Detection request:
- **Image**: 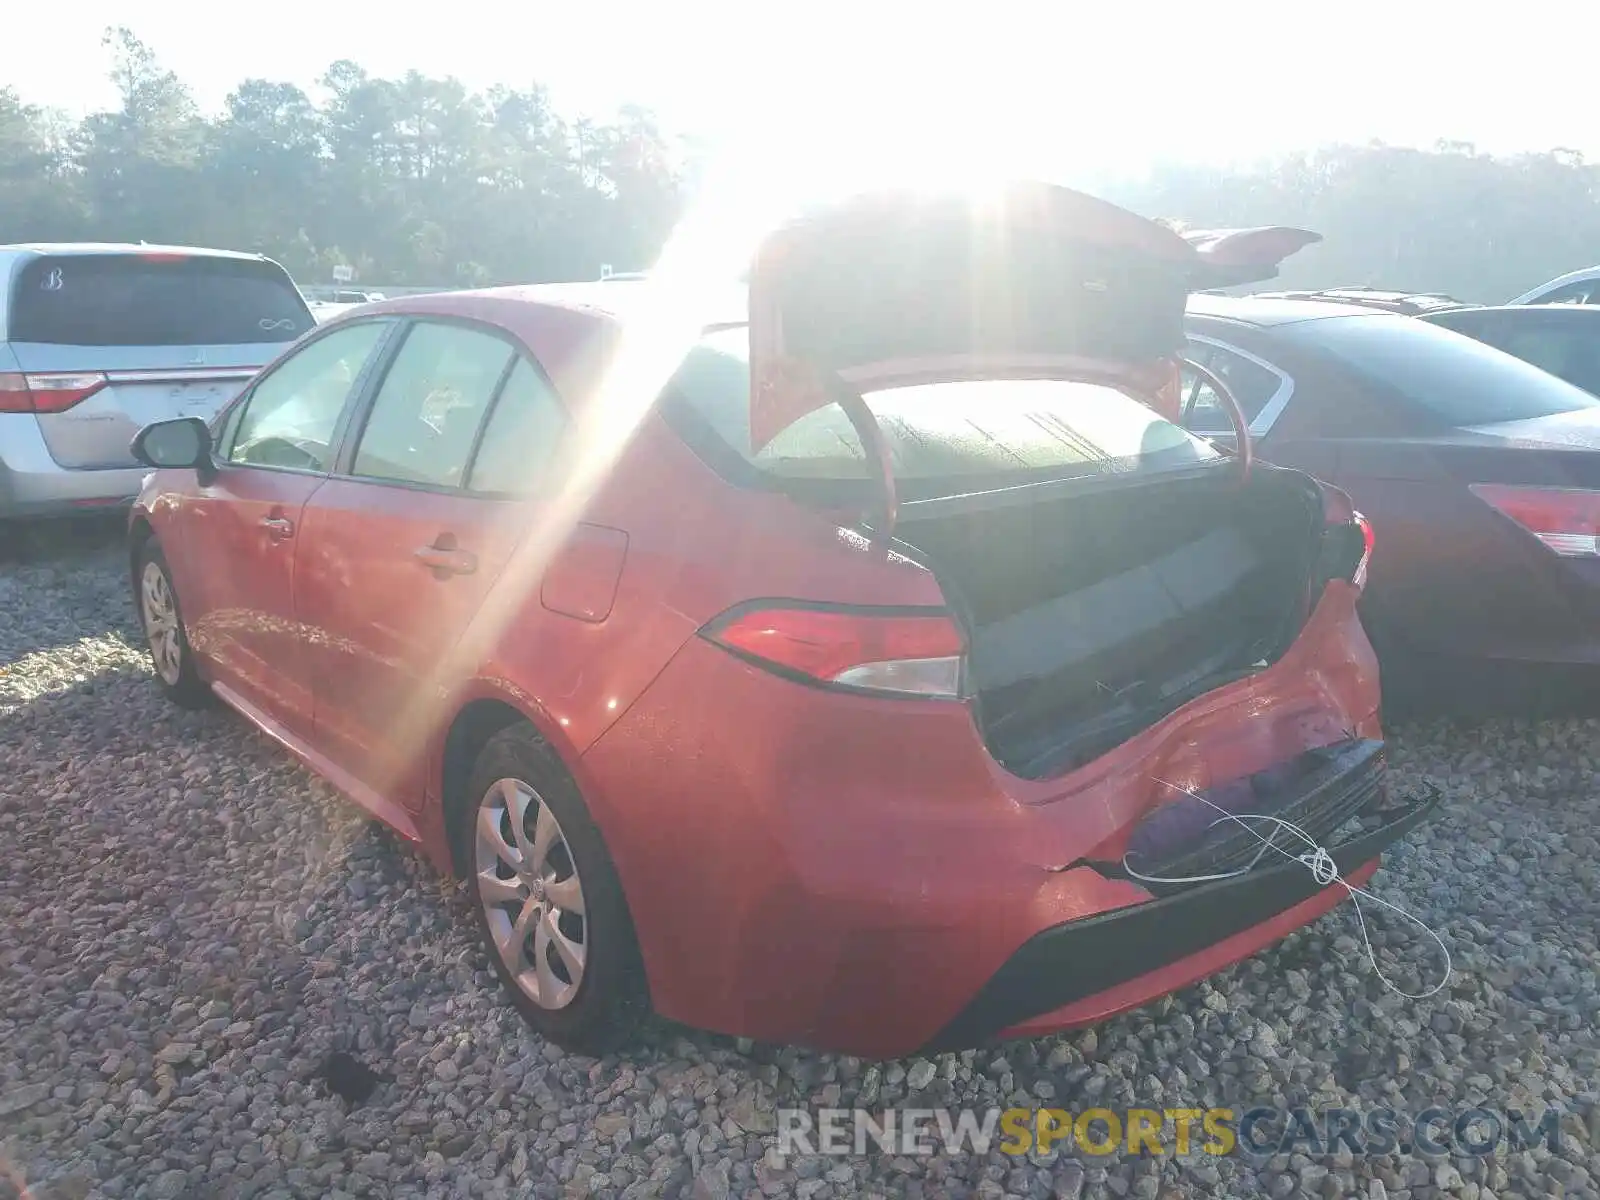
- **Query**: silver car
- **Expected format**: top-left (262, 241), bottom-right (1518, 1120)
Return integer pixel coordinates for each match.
top-left (0, 244), bottom-right (315, 521)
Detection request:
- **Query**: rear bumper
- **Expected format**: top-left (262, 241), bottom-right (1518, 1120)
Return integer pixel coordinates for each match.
top-left (579, 582), bottom-right (1388, 1058)
top-left (0, 414), bottom-right (145, 518)
top-left (923, 784), bottom-right (1440, 1051)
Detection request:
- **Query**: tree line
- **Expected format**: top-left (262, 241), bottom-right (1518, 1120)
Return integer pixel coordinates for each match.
top-left (2, 29), bottom-right (1597, 300)
top-left (0, 28), bottom-right (688, 288)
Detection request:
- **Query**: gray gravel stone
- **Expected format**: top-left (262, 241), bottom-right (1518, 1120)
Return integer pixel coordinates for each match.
top-left (2, 525), bottom-right (1597, 1199)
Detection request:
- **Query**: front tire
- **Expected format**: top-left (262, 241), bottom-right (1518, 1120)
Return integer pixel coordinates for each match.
top-left (463, 724), bottom-right (649, 1055)
top-left (136, 541), bottom-right (211, 709)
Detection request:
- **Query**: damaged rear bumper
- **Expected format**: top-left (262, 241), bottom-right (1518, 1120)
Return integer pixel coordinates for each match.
top-left (920, 781), bottom-right (1442, 1052)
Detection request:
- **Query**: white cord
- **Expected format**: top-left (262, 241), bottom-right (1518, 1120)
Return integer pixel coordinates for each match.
top-left (1123, 779), bottom-right (1452, 1000)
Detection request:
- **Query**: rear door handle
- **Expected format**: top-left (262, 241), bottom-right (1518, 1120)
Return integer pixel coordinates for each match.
top-left (260, 516), bottom-right (294, 539)
top-left (414, 545), bottom-right (477, 576)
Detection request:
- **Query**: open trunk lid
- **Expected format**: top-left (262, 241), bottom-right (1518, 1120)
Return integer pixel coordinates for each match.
top-left (744, 184), bottom-right (1319, 523)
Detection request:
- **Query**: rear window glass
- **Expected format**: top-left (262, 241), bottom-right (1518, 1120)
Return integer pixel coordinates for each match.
top-left (666, 327), bottom-right (1218, 486)
top-left (1280, 313), bottom-right (1600, 426)
top-left (9, 254), bottom-right (315, 347)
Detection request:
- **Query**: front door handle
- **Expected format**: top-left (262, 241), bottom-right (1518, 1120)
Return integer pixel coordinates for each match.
top-left (260, 515), bottom-right (294, 539)
top-left (414, 544), bottom-right (477, 577)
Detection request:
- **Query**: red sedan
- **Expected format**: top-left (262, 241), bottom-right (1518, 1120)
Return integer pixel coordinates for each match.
top-left (126, 183), bottom-right (1432, 1058)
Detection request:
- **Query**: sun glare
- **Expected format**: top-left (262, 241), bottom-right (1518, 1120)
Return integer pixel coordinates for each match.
top-left (373, 122), bottom-right (1074, 794)
top-left (374, 153), bottom-right (805, 790)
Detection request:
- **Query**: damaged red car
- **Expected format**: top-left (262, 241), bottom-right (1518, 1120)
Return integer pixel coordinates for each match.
top-left (126, 182), bottom-right (1434, 1059)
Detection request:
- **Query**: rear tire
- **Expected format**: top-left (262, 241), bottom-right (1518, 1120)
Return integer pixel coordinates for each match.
top-left (462, 724), bottom-right (649, 1056)
top-left (136, 541), bottom-right (212, 709)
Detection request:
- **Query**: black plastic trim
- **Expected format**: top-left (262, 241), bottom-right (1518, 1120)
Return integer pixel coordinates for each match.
top-left (919, 782), bottom-right (1442, 1052)
top-left (1107, 738), bottom-right (1385, 893)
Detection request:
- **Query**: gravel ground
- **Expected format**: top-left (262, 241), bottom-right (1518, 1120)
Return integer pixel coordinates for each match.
top-left (1, 526), bottom-right (1597, 1200)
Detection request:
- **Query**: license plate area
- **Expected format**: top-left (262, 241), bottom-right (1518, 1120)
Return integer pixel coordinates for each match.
top-left (1108, 738), bottom-right (1388, 894)
top-left (109, 379), bottom-right (243, 425)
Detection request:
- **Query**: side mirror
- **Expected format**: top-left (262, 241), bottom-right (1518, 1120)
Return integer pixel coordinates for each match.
top-left (132, 417), bottom-right (215, 480)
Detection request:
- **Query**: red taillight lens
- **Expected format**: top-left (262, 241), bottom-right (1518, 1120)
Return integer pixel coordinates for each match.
top-left (1470, 483), bottom-right (1600, 558)
top-left (704, 605), bottom-right (967, 699)
top-left (0, 371), bottom-right (111, 414)
top-left (1351, 511), bottom-right (1375, 589)
top-left (1314, 483), bottom-right (1372, 591)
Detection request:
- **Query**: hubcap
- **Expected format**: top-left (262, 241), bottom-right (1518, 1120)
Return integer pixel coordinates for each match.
top-left (474, 778), bottom-right (588, 1010)
top-left (141, 561), bottom-right (183, 686)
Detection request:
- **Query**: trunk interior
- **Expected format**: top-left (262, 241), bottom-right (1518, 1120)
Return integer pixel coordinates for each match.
top-left (892, 465), bottom-right (1328, 779)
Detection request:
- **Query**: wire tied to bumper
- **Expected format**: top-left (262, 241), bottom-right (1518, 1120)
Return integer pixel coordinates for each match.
top-left (1300, 844), bottom-right (1338, 886)
top-left (1127, 779), bottom-right (1452, 1001)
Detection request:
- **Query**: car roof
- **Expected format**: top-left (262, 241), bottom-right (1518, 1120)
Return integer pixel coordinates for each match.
top-left (1240, 287), bottom-right (1471, 316)
top-left (328, 280), bottom-right (750, 404)
top-left (0, 242), bottom-right (276, 263)
top-left (1186, 291), bottom-right (1401, 326)
top-left (357, 279), bottom-right (1463, 342)
top-left (361, 282), bottom-right (1395, 354)
top-left (358, 278), bottom-right (748, 328)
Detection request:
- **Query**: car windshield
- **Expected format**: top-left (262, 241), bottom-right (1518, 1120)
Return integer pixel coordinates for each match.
top-left (9, 253), bottom-right (315, 347)
top-left (1278, 312), bottom-right (1600, 426)
top-left (664, 326), bottom-right (1219, 487)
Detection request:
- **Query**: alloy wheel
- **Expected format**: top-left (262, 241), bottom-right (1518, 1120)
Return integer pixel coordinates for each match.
top-left (141, 561), bottom-right (183, 686)
top-left (474, 777), bottom-right (588, 1009)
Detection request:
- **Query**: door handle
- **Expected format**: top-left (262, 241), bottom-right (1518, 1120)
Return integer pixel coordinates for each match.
top-left (260, 515), bottom-right (294, 539)
top-left (414, 544), bottom-right (477, 576)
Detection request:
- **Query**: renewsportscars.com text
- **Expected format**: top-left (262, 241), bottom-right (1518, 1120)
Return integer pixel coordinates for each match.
top-left (776, 1105), bottom-right (1565, 1159)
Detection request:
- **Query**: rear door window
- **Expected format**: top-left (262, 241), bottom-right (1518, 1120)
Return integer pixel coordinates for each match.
top-left (1180, 340), bottom-right (1289, 433)
top-left (465, 359), bottom-right (569, 496)
top-left (350, 321), bottom-right (515, 489)
top-left (8, 253), bottom-right (315, 347)
top-left (1279, 313), bottom-right (1600, 426)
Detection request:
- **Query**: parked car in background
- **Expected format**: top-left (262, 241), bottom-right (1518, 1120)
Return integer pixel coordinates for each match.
top-left (125, 182), bottom-right (1426, 1059)
top-left (1419, 304), bottom-right (1600, 397)
top-left (1507, 266), bottom-right (1600, 307)
top-left (1246, 285), bottom-right (1600, 399)
top-left (303, 287), bottom-right (389, 304)
top-left (0, 244), bottom-right (315, 523)
top-left (1181, 294), bottom-right (1600, 713)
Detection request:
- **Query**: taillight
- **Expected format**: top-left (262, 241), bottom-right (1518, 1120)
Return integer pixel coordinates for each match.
top-left (1315, 484), bottom-right (1373, 590)
top-left (1470, 484), bottom-right (1600, 558)
top-left (0, 372), bottom-right (111, 414)
top-left (703, 604), bottom-right (967, 699)
top-left (1351, 512), bottom-right (1374, 588)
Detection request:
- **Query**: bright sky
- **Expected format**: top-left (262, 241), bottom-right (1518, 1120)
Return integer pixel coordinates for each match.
top-left (11, 0), bottom-right (1600, 183)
